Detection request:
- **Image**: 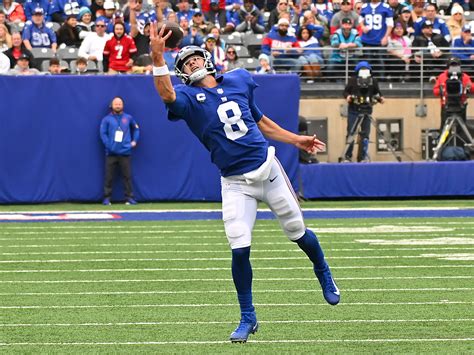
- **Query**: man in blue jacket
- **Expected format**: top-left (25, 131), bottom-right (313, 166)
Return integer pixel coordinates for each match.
top-left (100, 97), bottom-right (140, 205)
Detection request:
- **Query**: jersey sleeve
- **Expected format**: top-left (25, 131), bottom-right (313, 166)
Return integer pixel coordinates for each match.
top-left (166, 87), bottom-right (189, 121)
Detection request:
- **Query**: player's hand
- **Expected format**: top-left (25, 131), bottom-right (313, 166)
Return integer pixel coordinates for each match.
top-left (150, 21), bottom-right (172, 66)
top-left (378, 96), bottom-right (385, 104)
top-left (126, 59), bottom-right (134, 67)
top-left (346, 95), bottom-right (352, 103)
top-left (296, 135), bottom-right (326, 154)
top-left (131, 141), bottom-right (137, 148)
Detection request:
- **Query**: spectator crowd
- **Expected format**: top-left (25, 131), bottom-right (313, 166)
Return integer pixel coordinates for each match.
top-left (0, 0), bottom-right (473, 80)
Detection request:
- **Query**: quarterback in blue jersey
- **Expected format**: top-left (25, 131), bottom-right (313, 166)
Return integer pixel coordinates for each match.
top-left (150, 23), bottom-right (340, 343)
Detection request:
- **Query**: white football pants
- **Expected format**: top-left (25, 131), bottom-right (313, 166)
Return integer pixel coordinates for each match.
top-left (221, 158), bottom-right (306, 249)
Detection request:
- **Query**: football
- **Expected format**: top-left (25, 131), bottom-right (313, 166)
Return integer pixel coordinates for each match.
top-left (158, 21), bottom-right (184, 48)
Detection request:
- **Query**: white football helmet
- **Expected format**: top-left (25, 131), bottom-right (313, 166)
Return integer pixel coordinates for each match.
top-left (174, 46), bottom-right (216, 85)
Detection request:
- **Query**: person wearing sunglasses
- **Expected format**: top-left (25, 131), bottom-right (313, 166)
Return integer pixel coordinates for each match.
top-left (78, 19), bottom-right (112, 68)
top-left (224, 45), bottom-right (243, 71)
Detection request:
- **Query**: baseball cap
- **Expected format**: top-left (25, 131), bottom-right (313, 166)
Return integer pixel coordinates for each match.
top-left (462, 24), bottom-right (471, 32)
top-left (193, 11), bottom-right (203, 16)
top-left (401, 7), bottom-right (410, 13)
top-left (18, 53), bottom-right (30, 60)
top-left (33, 7), bottom-right (44, 15)
top-left (421, 20), bottom-right (433, 28)
top-left (341, 17), bottom-right (352, 25)
top-left (205, 34), bottom-right (217, 41)
top-left (341, 0), bottom-right (351, 5)
top-left (258, 53), bottom-right (270, 62)
top-left (277, 18), bottom-right (290, 26)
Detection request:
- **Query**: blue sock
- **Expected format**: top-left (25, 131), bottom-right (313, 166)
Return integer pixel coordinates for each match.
top-left (294, 229), bottom-right (326, 270)
top-left (231, 247), bottom-right (254, 314)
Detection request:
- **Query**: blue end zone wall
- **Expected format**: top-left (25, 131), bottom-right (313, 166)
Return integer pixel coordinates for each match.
top-left (0, 74), bottom-right (300, 203)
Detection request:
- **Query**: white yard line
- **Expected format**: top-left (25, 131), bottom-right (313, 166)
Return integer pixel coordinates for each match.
top-left (0, 276), bottom-right (472, 284)
top-left (1, 338), bottom-right (473, 346)
top-left (1, 318), bottom-right (473, 327)
top-left (1, 247), bottom-right (474, 256)
top-left (1, 288), bottom-right (472, 296)
top-left (1, 265), bottom-right (473, 273)
top-left (3, 254), bottom-right (474, 263)
top-left (0, 301), bottom-right (472, 310)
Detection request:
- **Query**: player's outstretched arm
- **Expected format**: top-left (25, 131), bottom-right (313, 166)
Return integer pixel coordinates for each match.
top-left (257, 115), bottom-right (325, 153)
top-left (150, 22), bottom-right (176, 103)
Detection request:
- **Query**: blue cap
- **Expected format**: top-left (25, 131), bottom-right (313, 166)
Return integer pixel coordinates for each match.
top-left (354, 61), bottom-right (372, 72)
top-left (462, 24), bottom-right (471, 32)
top-left (33, 7), bottom-right (44, 15)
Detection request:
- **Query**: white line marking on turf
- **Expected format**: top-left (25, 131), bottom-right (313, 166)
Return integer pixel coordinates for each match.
top-left (2, 254), bottom-right (469, 263)
top-left (1, 276), bottom-right (472, 284)
top-left (357, 237), bottom-right (474, 245)
top-left (421, 253), bottom-right (474, 261)
top-left (1, 288), bottom-right (472, 296)
top-left (1, 301), bottom-right (472, 310)
top-left (1, 319), bottom-right (473, 327)
top-left (1, 265), bottom-right (473, 273)
top-left (0, 225), bottom-right (455, 236)
top-left (2, 264), bottom-right (474, 273)
top-left (1, 338), bottom-right (473, 346)
top-left (2, 247), bottom-right (474, 256)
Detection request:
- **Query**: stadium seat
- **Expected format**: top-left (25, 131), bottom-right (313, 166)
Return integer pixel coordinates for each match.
top-left (243, 33), bottom-right (263, 57)
top-left (234, 45), bottom-right (250, 58)
top-left (41, 59), bottom-right (69, 72)
top-left (221, 33), bottom-right (243, 45)
top-left (30, 47), bottom-right (55, 60)
top-left (69, 60), bottom-right (99, 73)
top-left (57, 47), bottom-right (79, 63)
top-left (242, 57), bottom-right (259, 71)
top-left (45, 22), bottom-right (61, 32)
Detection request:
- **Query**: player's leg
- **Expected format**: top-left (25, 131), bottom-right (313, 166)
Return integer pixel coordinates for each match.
top-left (263, 158), bottom-right (340, 305)
top-left (221, 178), bottom-right (259, 342)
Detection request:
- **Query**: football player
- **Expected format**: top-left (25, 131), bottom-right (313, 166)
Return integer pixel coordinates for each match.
top-left (150, 23), bottom-right (340, 343)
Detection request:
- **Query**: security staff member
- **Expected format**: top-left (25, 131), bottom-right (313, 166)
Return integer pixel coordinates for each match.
top-left (100, 96), bottom-right (140, 205)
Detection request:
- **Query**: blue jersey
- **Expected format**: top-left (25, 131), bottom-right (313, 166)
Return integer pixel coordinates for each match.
top-left (24, 0), bottom-right (51, 21)
top-left (50, 0), bottom-right (88, 20)
top-left (166, 69), bottom-right (268, 177)
top-left (22, 23), bottom-right (57, 48)
top-left (360, 2), bottom-right (393, 45)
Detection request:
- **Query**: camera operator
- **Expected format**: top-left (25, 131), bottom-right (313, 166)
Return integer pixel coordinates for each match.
top-left (433, 57), bottom-right (472, 132)
top-left (343, 61), bottom-right (385, 162)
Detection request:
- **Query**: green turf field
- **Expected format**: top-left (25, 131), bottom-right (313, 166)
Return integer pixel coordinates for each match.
top-left (0, 202), bottom-right (473, 353)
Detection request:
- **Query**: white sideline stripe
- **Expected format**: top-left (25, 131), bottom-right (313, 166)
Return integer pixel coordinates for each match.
top-left (2, 219), bottom-right (474, 229)
top-left (1, 234), bottom-right (474, 242)
top-left (4, 238), bottom-right (474, 248)
top-left (1, 301), bottom-right (472, 309)
top-left (1, 276), bottom-right (472, 284)
top-left (1, 265), bottom-right (473, 273)
top-left (1, 319), bottom-right (473, 327)
top-left (0, 207), bottom-right (463, 214)
top-left (2, 255), bottom-right (470, 263)
top-left (1, 338), bottom-right (474, 346)
top-left (1, 288), bottom-right (472, 296)
top-left (2, 247), bottom-right (474, 256)
top-left (0, 226), bottom-right (457, 236)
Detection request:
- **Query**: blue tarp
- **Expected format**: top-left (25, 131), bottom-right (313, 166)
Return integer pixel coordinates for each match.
top-left (0, 74), bottom-right (300, 203)
top-left (300, 161), bottom-right (474, 198)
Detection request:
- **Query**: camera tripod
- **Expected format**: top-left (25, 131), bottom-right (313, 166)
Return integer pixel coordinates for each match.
top-left (432, 112), bottom-right (474, 160)
top-left (339, 109), bottom-right (402, 163)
